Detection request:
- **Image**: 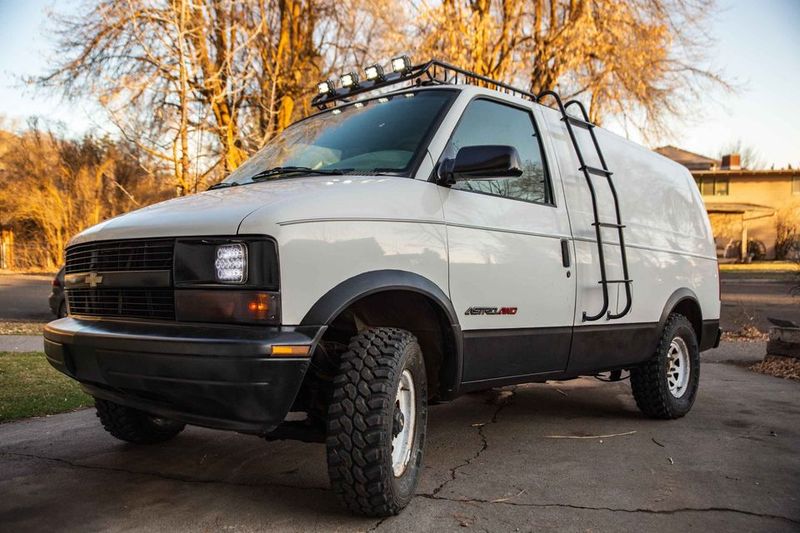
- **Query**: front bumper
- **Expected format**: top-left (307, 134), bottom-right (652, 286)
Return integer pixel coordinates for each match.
top-left (43, 318), bottom-right (325, 434)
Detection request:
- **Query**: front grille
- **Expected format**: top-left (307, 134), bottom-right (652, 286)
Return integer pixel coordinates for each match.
top-left (65, 238), bottom-right (176, 320)
top-left (65, 239), bottom-right (174, 274)
top-left (67, 288), bottom-right (175, 320)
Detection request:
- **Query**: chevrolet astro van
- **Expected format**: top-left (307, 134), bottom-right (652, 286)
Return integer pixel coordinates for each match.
top-left (44, 58), bottom-right (721, 516)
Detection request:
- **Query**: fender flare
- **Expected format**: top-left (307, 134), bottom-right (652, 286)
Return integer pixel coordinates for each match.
top-left (658, 287), bottom-right (703, 339)
top-left (300, 270), bottom-right (464, 397)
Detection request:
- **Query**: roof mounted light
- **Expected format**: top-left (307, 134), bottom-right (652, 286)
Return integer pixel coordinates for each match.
top-left (340, 72), bottom-right (360, 89)
top-left (391, 55), bottom-right (412, 74)
top-left (317, 80), bottom-right (336, 96)
top-left (364, 64), bottom-right (385, 81)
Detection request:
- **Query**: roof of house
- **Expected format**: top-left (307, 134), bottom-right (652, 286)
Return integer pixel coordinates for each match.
top-left (655, 145), bottom-right (720, 169)
top-left (693, 169), bottom-right (799, 177)
top-left (702, 202), bottom-right (776, 214)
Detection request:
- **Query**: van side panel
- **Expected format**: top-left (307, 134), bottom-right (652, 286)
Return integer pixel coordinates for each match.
top-left (537, 105), bottom-right (720, 372)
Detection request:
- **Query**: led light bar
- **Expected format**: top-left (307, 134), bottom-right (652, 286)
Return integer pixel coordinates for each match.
top-left (340, 72), bottom-right (359, 88)
top-left (317, 80), bottom-right (335, 96)
top-left (391, 55), bottom-right (411, 74)
top-left (214, 243), bottom-right (248, 283)
top-left (364, 64), bottom-right (384, 81)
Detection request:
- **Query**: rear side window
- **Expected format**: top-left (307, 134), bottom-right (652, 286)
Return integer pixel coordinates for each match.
top-left (443, 99), bottom-right (552, 205)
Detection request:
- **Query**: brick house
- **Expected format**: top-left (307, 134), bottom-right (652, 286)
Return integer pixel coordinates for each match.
top-left (655, 146), bottom-right (800, 260)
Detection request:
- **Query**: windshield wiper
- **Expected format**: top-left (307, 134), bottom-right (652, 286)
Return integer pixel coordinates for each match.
top-left (250, 166), bottom-right (347, 181)
top-left (207, 181), bottom-right (240, 191)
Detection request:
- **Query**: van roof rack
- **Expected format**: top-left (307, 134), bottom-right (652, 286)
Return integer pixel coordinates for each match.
top-left (311, 59), bottom-right (539, 110)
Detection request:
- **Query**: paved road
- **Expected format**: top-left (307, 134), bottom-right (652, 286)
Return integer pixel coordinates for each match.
top-left (0, 273), bottom-right (54, 321)
top-left (720, 277), bottom-right (800, 332)
top-left (1, 342), bottom-right (797, 532)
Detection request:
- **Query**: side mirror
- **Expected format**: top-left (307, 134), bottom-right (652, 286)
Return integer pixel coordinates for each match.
top-left (437, 145), bottom-right (523, 185)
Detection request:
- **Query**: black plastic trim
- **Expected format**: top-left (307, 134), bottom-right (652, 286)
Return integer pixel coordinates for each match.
top-left (65, 270), bottom-right (171, 289)
top-left (567, 322), bottom-right (660, 374)
top-left (299, 270), bottom-right (463, 396)
top-left (43, 317), bottom-right (325, 433)
top-left (700, 319), bottom-right (721, 351)
top-left (461, 326), bottom-right (572, 382)
top-left (300, 270), bottom-right (459, 328)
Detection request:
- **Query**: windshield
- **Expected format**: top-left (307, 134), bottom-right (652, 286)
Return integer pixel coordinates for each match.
top-left (223, 90), bottom-right (456, 185)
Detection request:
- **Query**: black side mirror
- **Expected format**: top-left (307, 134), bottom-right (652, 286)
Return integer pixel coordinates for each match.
top-left (438, 145), bottom-right (523, 185)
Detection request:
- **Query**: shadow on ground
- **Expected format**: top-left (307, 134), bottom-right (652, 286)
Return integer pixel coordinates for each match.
top-left (1, 347), bottom-right (798, 532)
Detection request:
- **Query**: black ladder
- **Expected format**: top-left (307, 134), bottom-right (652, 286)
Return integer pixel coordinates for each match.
top-left (538, 92), bottom-right (632, 321)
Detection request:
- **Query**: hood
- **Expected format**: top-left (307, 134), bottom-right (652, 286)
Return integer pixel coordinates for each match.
top-left (71, 175), bottom-right (437, 246)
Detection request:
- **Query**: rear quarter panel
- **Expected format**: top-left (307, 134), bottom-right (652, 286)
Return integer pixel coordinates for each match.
top-left (537, 104), bottom-right (720, 327)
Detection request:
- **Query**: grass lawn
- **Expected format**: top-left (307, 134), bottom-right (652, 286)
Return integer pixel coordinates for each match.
top-left (0, 351), bottom-right (92, 423)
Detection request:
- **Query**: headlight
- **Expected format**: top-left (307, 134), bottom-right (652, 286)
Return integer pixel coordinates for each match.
top-left (215, 243), bottom-right (248, 283)
top-left (173, 237), bottom-right (281, 325)
top-left (174, 237), bottom-right (278, 289)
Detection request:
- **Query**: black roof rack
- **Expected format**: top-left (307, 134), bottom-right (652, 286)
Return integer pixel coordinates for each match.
top-left (311, 59), bottom-right (539, 110)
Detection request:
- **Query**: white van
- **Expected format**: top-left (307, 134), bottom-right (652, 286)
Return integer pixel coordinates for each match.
top-left (44, 58), bottom-right (720, 516)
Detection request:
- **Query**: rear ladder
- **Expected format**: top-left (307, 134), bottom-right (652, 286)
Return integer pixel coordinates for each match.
top-left (539, 92), bottom-right (632, 321)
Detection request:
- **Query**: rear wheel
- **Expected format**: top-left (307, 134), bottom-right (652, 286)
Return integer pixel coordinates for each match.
top-left (95, 398), bottom-right (185, 444)
top-left (630, 314), bottom-right (700, 419)
top-left (326, 327), bottom-right (427, 516)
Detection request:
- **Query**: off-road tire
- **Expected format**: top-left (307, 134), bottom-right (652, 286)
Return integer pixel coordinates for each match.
top-left (326, 327), bottom-right (427, 517)
top-left (630, 313), bottom-right (700, 419)
top-left (95, 398), bottom-right (185, 444)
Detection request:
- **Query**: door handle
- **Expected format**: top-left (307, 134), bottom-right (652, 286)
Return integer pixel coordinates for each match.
top-left (560, 239), bottom-right (571, 268)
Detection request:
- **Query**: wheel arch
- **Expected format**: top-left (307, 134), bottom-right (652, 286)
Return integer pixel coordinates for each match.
top-left (300, 270), bottom-right (463, 400)
top-left (659, 288), bottom-right (703, 345)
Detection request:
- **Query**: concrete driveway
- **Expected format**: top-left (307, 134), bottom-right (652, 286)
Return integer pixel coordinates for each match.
top-left (1, 342), bottom-right (798, 532)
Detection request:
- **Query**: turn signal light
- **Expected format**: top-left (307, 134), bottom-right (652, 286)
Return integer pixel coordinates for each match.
top-left (271, 345), bottom-right (311, 357)
top-left (247, 293), bottom-right (271, 320)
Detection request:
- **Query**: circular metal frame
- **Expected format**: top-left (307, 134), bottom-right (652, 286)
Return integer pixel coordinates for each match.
top-left (391, 369), bottom-right (416, 477)
top-left (666, 337), bottom-right (690, 398)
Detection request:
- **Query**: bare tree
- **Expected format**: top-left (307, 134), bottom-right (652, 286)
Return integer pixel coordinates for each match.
top-left (409, 0), bottom-right (729, 136)
top-left (37, 0), bottom-right (390, 192)
top-left (0, 124), bottom-right (170, 268)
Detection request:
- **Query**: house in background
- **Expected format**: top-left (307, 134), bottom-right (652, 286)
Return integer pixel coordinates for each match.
top-left (655, 146), bottom-right (800, 260)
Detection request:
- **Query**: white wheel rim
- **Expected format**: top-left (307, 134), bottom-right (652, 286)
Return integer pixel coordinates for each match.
top-left (391, 369), bottom-right (416, 477)
top-left (667, 337), bottom-right (690, 398)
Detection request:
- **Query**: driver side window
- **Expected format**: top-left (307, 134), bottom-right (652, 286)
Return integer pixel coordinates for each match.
top-left (445, 99), bottom-right (552, 205)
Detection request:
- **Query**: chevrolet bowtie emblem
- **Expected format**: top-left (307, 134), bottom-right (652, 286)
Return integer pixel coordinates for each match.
top-left (85, 272), bottom-right (104, 288)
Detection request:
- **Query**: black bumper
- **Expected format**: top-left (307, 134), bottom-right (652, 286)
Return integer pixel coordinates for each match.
top-left (43, 318), bottom-right (325, 434)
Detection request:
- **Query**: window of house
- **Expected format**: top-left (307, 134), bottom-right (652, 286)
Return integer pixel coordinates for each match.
top-left (714, 178), bottom-right (729, 195)
top-left (696, 177), bottom-right (729, 196)
top-left (443, 99), bottom-right (553, 204)
top-left (793, 176), bottom-right (800, 195)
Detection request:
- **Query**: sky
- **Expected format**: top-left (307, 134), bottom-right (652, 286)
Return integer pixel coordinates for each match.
top-left (0, 0), bottom-right (798, 167)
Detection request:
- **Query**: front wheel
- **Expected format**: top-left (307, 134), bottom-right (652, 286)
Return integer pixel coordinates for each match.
top-left (95, 398), bottom-right (185, 444)
top-left (630, 313), bottom-right (700, 419)
top-left (326, 327), bottom-right (428, 516)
